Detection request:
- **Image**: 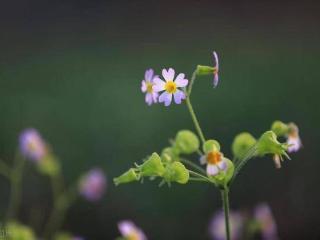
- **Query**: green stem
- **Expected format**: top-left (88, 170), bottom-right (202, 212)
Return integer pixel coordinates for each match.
top-left (221, 187), bottom-right (231, 240)
top-left (188, 170), bottom-right (213, 184)
top-left (181, 158), bottom-right (206, 175)
top-left (185, 70), bottom-right (206, 144)
top-left (43, 184), bottom-right (77, 239)
top-left (189, 177), bottom-right (209, 182)
top-left (186, 98), bottom-right (206, 144)
top-left (6, 154), bottom-right (25, 220)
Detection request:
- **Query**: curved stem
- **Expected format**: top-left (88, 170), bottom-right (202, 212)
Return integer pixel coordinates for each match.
top-left (181, 158), bottom-right (206, 175)
top-left (188, 170), bottom-right (213, 184)
top-left (221, 187), bottom-right (231, 240)
top-left (6, 154), bottom-right (25, 220)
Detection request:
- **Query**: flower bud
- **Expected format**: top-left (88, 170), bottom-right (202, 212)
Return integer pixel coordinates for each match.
top-left (271, 121), bottom-right (289, 137)
top-left (256, 131), bottom-right (289, 158)
top-left (203, 139), bottom-right (221, 154)
top-left (232, 132), bottom-right (257, 159)
top-left (163, 162), bottom-right (189, 184)
top-left (113, 168), bottom-right (140, 186)
top-left (196, 65), bottom-right (215, 76)
top-left (174, 130), bottom-right (200, 154)
top-left (37, 154), bottom-right (61, 176)
top-left (140, 153), bottom-right (165, 177)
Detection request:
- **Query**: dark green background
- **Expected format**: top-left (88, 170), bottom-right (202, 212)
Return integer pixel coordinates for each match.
top-left (0, 1), bottom-right (319, 239)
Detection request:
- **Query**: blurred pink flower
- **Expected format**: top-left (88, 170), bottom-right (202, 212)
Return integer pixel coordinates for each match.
top-left (118, 220), bottom-right (147, 240)
top-left (19, 128), bottom-right (48, 162)
top-left (254, 203), bottom-right (279, 240)
top-left (141, 68), bottom-right (159, 106)
top-left (79, 168), bottom-right (106, 202)
top-left (209, 210), bottom-right (243, 240)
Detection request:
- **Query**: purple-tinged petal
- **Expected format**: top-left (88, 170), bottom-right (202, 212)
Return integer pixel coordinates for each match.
top-left (144, 69), bottom-right (154, 82)
top-left (162, 68), bottom-right (175, 81)
top-left (145, 93), bottom-right (153, 106)
top-left (173, 90), bottom-right (185, 104)
top-left (213, 73), bottom-right (219, 88)
top-left (207, 164), bottom-right (219, 176)
top-left (159, 91), bottom-right (172, 106)
top-left (141, 80), bottom-right (147, 92)
top-left (175, 73), bottom-right (188, 87)
top-left (287, 136), bottom-right (302, 153)
top-left (217, 159), bottom-right (227, 171)
top-left (153, 77), bottom-right (166, 92)
top-left (213, 51), bottom-right (219, 69)
top-left (151, 92), bottom-right (159, 103)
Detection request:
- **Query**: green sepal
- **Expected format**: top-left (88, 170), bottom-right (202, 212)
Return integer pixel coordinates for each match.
top-left (203, 139), bottom-right (220, 153)
top-left (163, 162), bottom-right (189, 184)
top-left (232, 132), bottom-right (257, 159)
top-left (256, 131), bottom-right (289, 158)
top-left (140, 152), bottom-right (165, 177)
top-left (209, 158), bottom-right (234, 187)
top-left (37, 154), bottom-right (61, 177)
top-left (113, 168), bottom-right (140, 186)
top-left (196, 65), bottom-right (215, 75)
top-left (173, 130), bottom-right (200, 154)
top-left (271, 120), bottom-right (289, 137)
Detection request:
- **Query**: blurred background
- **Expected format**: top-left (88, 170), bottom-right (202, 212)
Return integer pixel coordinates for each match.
top-left (0, 0), bottom-right (319, 239)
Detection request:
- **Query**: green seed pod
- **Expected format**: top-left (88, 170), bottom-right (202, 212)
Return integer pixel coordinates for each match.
top-left (163, 162), bottom-right (189, 184)
top-left (203, 139), bottom-right (221, 154)
top-left (232, 132), bottom-right (257, 159)
top-left (256, 131), bottom-right (289, 158)
top-left (196, 65), bottom-right (215, 75)
top-left (174, 130), bottom-right (200, 154)
top-left (37, 154), bottom-right (61, 177)
top-left (271, 120), bottom-right (289, 137)
top-left (140, 153), bottom-right (165, 177)
top-left (113, 168), bottom-right (140, 186)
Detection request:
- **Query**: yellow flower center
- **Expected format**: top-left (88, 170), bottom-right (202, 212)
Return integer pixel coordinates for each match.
top-left (207, 151), bottom-right (222, 165)
top-left (128, 232), bottom-right (139, 240)
top-left (165, 81), bottom-right (177, 93)
top-left (146, 82), bottom-right (153, 93)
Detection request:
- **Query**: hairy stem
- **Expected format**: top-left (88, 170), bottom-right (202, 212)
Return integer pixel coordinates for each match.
top-left (181, 158), bottom-right (206, 175)
top-left (221, 187), bottom-right (231, 240)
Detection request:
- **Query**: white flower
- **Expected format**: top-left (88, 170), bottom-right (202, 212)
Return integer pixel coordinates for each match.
top-left (200, 149), bottom-right (228, 176)
top-left (153, 68), bottom-right (188, 106)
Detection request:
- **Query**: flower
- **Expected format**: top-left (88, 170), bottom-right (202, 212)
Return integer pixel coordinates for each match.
top-left (200, 148), bottom-right (228, 176)
top-left (118, 220), bottom-right (147, 240)
top-left (141, 69), bottom-right (159, 106)
top-left (254, 203), bottom-right (279, 240)
top-left (212, 51), bottom-right (219, 87)
top-left (209, 210), bottom-right (243, 240)
top-left (19, 128), bottom-right (48, 162)
top-left (153, 68), bottom-right (188, 106)
top-left (79, 168), bottom-right (106, 201)
top-left (287, 123), bottom-right (302, 153)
